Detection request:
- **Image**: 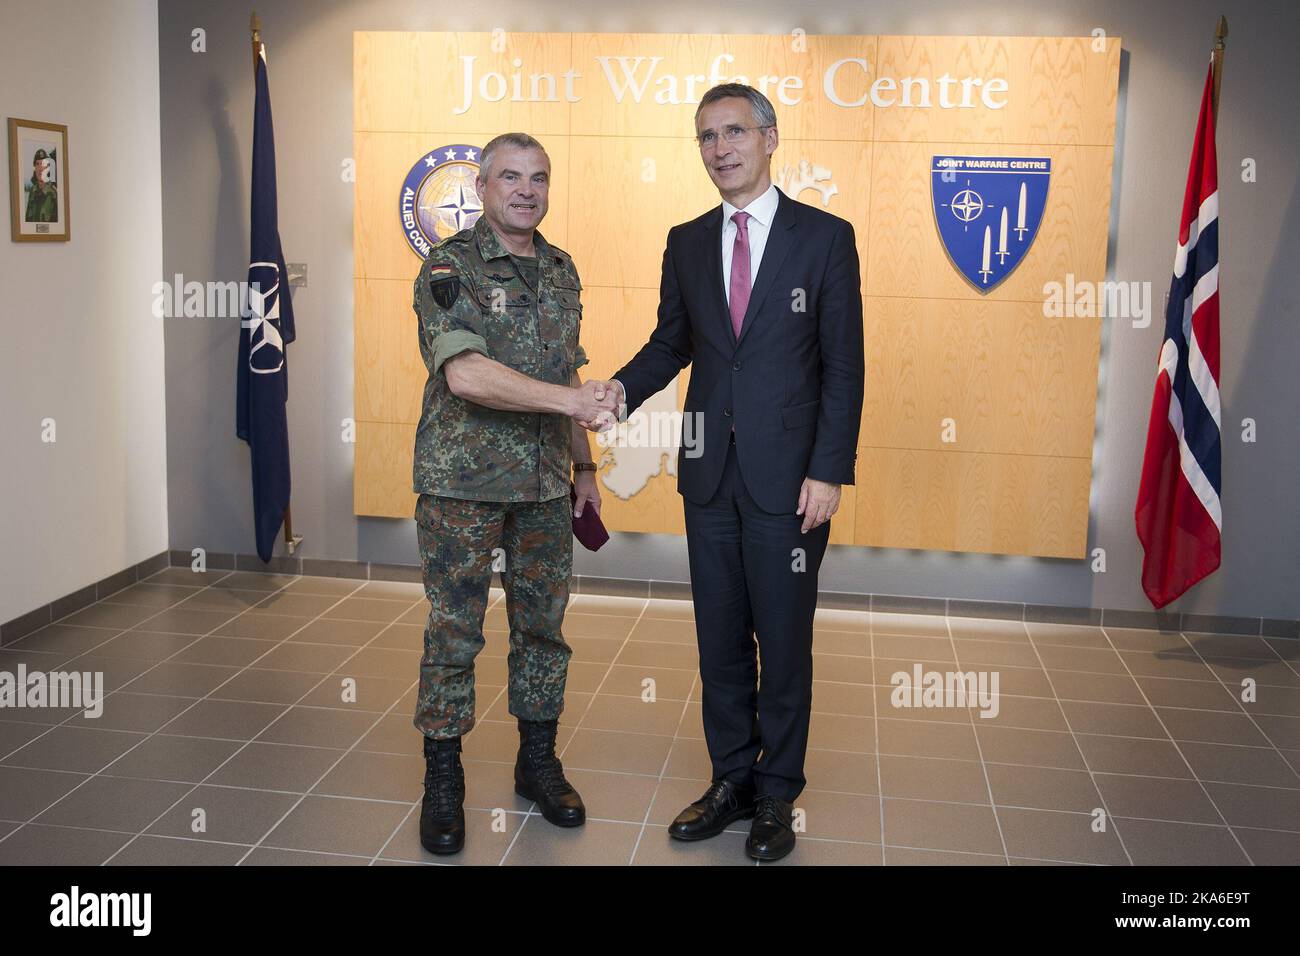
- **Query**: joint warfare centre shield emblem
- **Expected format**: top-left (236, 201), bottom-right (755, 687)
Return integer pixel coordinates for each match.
top-left (931, 156), bottom-right (1051, 293)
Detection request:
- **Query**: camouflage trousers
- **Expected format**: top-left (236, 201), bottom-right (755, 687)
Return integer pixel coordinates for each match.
top-left (413, 492), bottom-right (573, 739)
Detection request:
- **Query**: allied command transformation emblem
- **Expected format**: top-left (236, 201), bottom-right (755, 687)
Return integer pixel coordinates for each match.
top-left (931, 156), bottom-right (1051, 292)
top-left (399, 144), bottom-right (483, 258)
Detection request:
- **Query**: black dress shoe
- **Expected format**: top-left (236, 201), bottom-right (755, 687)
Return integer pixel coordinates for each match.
top-left (668, 779), bottom-right (756, 841)
top-left (746, 794), bottom-right (796, 861)
top-left (420, 736), bottom-right (465, 855)
top-left (514, 719), bottom-right (586, 827)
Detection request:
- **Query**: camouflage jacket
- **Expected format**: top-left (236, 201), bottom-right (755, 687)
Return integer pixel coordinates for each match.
top-left (413, 216), bottom-right (588, 502)
top-left (25, 181), bottom-right (58, 223)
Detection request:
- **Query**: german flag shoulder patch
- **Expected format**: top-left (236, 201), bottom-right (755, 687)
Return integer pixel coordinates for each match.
top-left (427, 263), bottom-right (460, 309)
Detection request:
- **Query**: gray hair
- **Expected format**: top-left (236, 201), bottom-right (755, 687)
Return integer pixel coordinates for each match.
top-left (694, 83), bottom-right (778, 131)
top-left (478, 132), bottom-right (547, 179)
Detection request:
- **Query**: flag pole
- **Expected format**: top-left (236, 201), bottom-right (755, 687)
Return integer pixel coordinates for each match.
top-left (1211, 15), bottom-right (1228, 126)
top-left (250, 10), bottom-right (301, 556)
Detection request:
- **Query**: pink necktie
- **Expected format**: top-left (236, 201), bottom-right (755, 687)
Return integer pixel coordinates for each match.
top-left (728, 211), bottom-right (751, 340)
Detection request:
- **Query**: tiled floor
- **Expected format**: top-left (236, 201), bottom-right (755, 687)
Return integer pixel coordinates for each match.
top-left (1, 568), bottom-right (1298, 865)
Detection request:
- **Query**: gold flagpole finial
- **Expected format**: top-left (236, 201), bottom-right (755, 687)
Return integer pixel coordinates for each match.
top-left (1211, 15), bottom-right (1228, 125)
top-left (251, 11), bottom-right (262, 73)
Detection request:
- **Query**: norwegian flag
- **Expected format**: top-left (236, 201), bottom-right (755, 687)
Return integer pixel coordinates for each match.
top-left (1135, 62), bottom-right (1222, 609)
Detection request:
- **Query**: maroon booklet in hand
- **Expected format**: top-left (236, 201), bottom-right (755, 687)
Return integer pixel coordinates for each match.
top-left (570, 483), bottom-right (610, 551)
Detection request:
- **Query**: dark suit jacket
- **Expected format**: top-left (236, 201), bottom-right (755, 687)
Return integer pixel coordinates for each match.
top-left (613, 187), bottom-right (865, 515)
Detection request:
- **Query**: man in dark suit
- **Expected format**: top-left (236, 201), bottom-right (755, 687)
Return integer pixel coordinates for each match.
top-left (601, 84), bottom-right (864, 861)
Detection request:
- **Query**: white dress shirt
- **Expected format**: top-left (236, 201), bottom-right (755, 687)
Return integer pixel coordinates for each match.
top-left (721, 182), bottom-right (780, 301)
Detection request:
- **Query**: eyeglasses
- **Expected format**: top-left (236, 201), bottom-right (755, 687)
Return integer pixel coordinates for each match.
top-left (696, 125), bottom-right (772, 149)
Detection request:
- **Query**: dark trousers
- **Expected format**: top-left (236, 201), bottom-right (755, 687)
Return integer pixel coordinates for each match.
top-left (682, 438), bottom-right (830, 801)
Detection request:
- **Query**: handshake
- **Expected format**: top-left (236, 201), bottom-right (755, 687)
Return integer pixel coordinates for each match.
top-left (568, 379), bottom-right (625, 432)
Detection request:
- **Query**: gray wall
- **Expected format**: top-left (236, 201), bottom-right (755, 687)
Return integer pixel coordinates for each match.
top-left (156, 0), bottom-right (1300, 620)
top-left (1, 0), bottom-right (165, 624)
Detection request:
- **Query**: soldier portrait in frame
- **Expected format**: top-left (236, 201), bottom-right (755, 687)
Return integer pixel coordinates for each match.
top-left (8, 118), bottom-right (70, 242)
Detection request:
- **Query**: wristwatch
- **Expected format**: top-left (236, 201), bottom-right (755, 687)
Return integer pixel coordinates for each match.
top-left (573, 462), bottom-right (597, 473)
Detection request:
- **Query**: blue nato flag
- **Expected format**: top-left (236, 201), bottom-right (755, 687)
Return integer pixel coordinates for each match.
top-left (236, 42), bottom-right (296, 562)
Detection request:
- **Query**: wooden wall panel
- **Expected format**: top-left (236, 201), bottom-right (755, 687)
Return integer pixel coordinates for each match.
top-left (869, 36), bottom-right (1121, 145)
top-left (356, 32), bottom-right (576, 136)
top-left (859, 296), bottom-right (1101, 458)
top-left (852, 448), bottom-right (1091, 557)
top-left (354, 277), bottom-right (425, 425)
top-left (352, 32), bottom-right (1121, 558)
top-left (355, 420), bottom-right (416, 518)
top-left (565, 136), bottom-right (717, 291)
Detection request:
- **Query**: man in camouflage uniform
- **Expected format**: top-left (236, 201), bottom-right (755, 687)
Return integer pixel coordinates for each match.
top-left (412, 132), bottom-right (618, 855)
top-left (25, 149), bottom-right (58, 223)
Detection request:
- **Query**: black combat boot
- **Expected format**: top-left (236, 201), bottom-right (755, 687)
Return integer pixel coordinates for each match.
top-left (514, 719), bottom-right (586, 827)
top-left (420, 736), bottom-right (465, 855)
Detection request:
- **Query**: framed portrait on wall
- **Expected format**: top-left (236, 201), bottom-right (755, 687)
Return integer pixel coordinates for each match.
top-left (8, 118), bottom-right (69, 242)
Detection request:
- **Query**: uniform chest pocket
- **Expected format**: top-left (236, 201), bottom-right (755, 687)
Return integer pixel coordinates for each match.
top-left (539, 284), bottom-right (582, 372)
top-left (551, 288), bottom-right (581, 314)
top-left (473, 282), bottom-right (537, 371)
top-left (472, 280), bottom-right (533, 317)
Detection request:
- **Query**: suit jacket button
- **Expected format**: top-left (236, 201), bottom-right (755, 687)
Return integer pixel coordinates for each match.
top-left (732, 362), bottom-right (741, 371)
top-left (723, 408), bottom-right (732, 417)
